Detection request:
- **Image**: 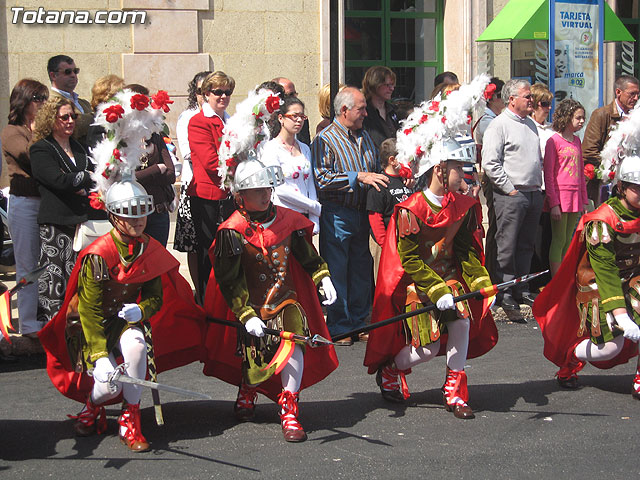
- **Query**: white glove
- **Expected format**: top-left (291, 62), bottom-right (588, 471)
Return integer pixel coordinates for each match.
top-left (436, 293), bottom-right (455, 311)
top-left (92, 357), bottom-right (114, 383)
top-left (614, 313), bottom-right (640, 342)
top-left (245, 316), bottom-right (266, 337)
top-left (118, 303), bottom-right (142, 324)
top-left (320, 277), bottom-right (337, 305)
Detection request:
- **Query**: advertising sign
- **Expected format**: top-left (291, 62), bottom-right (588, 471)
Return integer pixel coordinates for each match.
top-left (550, 0), bottom-right (604, 120)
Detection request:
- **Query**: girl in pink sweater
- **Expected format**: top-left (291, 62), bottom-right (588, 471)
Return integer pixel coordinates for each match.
top-left (543, 99), bottom-right (588, 276)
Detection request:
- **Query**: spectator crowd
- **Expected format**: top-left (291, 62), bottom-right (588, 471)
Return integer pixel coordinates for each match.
top-left (1, 52), bottom-right (638, 347)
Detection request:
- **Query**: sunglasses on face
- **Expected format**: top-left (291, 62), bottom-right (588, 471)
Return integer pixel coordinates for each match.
top-left (58, 67), bottom-right (80, 75)
top-left (283, 113), bottom-right (308, 122)
top-left (32, 94), bottom-right (48, 103)
top-left (539, 101), bottom-right (551, 108)
top-left (57, 113), bottom-right (78, 121)
top-left (209, 89), bottom-right (233, 97)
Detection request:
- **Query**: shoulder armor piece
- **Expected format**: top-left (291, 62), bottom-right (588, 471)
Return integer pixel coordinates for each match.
top-left (397, 208), bottom-right (420, 238)
top-left (82, 254), bottom-right (110, 281)
top-left (214, 229), bottom-right (244, 257)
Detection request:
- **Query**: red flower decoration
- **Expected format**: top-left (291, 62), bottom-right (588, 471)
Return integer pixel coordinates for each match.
top-left (467, 115), bottom-right (472, 125)
top-left (303, 173), bottom-right (309, 180)
top-left (398, 164), bottom-right (413, 179)
top-left (420, 114), bottom-right (429, 124)
top-left (584, 163), bottom-right (595, 180)
top-left (265, 95), bottom-right (281, 114)
top-left (429, 101), bottom-right (440, 112)
top-left (104, 104), bottom-right (125, 123)
top-left (151, 90), bottom-right (173, 113)
top-left (112, 148), bottom-right (121, 160)
top-left (226, 158), bottom-right (238, 170)
top-left (441, 116), bottom-right (447, 124)
top-left (403, 128), bottom-right (413, 135)
top-left (225, 140), bottom-right (231, 149)
top-left (89, 192), bottom-right (105, 211)
top-left (483, 83), bottom-right (497, 101)
top-left (608, 170), bottom-right (615, 180)
top-left (415, 146), bottom-right (424, 157)
top-left (292, 172), bottom-right (300, 179)
top-left (130, 94), bottom-right (149, 111)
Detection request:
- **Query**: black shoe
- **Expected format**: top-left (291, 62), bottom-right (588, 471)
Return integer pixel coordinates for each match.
top-left (501, 295), bottom-right (520, 311)
top-left (515, 292), bottom-right (538, 307)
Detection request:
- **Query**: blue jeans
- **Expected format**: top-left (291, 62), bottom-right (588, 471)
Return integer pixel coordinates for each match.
top-left (319, 203), bottom-right (372, 337)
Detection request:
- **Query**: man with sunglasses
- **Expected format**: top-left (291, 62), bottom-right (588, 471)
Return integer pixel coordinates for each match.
top-left (47, 55), bottom-right (93, 143)
top-left (583, 75), bottom-right (640, 206)
top-left (481, 79), bottom-right (544, 313)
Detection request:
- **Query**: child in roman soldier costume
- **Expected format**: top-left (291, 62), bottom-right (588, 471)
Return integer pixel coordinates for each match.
top-left (203, 90), bottom-right (338, 442)
top-left (534, 105), bottom-right (640, 396)
top-left (364, 75), bottom-right (498, 419)
top-left (39, 89), bottom-right (206, 452)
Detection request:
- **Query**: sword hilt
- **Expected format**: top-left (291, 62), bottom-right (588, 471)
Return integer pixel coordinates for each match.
top-left (108, 362), bottom-right (129, 387)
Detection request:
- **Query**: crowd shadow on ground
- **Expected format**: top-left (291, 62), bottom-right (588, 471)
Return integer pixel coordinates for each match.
top-left (1, 372), bottom-right (633, 466)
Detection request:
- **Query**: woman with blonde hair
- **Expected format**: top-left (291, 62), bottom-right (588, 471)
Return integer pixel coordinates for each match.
top-left (30, 97), bottom-right (106, 324)
top-left (316, 82), bottom-right (345, 134)
top-left (187, 70), bottom-right (237, 304)
top-left (362, 66), bottom-right (399, 148)
top-left (530, 83), bottom-right (554, 156)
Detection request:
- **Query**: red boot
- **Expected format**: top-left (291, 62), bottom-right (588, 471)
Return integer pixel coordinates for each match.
top-left (632, 371), bottom-right (640, 400)
top-left (68, 396), bottom-right (107, 436)
top-left (118, 402), bottom-right (150, 452)
top-left (277, 390), bottom-right (307, 443)
top-left (442, 368), bottom-right (474, 419)
top-left (234, 383), bottom-right (258, 422)
top-left (376, 363), bottom-right (409, 403)
top-left (556, 350), bottom-right (585, 389)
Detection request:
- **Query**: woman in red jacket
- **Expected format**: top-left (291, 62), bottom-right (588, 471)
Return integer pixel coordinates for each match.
top-left (187, 71), bottom-right (236, 304)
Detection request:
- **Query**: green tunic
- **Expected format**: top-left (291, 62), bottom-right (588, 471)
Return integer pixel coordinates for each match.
top-left (77, 231), bottom-right (163, 365)
top-left (214, 209), bottom-right (330, 385)
top-left (398, 194), bottom-right (491, 346)
top-left (582, 196), bottom-right (640, 344)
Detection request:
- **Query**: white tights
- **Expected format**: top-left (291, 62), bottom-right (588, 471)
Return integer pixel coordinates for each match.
top-left (574, 335), bottom-right (625, 362)
top-left (394, 317), bottom-right (470, 372)
top-left (91, 327), bottom-right (147, 406)
top-left (280, 344), bottom-right (304, 393)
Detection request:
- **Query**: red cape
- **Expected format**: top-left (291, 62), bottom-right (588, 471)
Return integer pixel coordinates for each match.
top-left (364, 191), bottom-right (497, 374)
top-left (39, 233), bottom-right (207, 403)
top-left (203, 207), bottom-right (339, 401)
top-left (533, 203), bottom-right (640, 369)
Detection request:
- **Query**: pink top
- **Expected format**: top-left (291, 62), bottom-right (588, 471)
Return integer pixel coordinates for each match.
top-left (543, 133), bottom-right (588, 212)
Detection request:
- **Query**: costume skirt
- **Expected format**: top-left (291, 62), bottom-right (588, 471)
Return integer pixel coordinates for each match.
top-left (242, 302), bottom-right (308, 386)
top-left (577, 285), bottom-right (640, 344)
top-left (403, 280), bottom-right (471, 347)
top-left (37, 223), bottom-right (77, 324)
top-left (173, 184), bottom-right (198, 252)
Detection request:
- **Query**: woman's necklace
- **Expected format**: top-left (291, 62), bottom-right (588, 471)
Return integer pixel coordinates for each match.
top-left (280, 137), bottom-right (296, 154)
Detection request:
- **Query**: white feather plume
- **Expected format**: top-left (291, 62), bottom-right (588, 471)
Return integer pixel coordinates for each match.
top-left (600, 104), bottom-right (640, 184)
top-left (217, 88), bottom-right (282, 189)
top-left (89, 88), bottom-right (169, 203)
top-left (396, 73), bottom-right (490, 177)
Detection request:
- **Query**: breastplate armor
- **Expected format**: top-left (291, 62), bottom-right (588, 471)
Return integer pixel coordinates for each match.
top-left (101, 277), bottom-right (145, 318)
top-left (415, 215), bottom-right (465, 282)
top-left (241, 236), bottom-right (297, 320)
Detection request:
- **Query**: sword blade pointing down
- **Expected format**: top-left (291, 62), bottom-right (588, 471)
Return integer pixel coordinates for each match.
top-left (110, 369), bottom-right (212, 400)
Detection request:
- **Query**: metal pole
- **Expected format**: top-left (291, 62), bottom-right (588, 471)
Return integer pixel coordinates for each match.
top-left (330, 0), bottom-right (339, 119)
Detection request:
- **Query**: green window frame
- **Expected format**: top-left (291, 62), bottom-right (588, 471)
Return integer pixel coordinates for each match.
top-left (345, 0), bottom-right (444, 102)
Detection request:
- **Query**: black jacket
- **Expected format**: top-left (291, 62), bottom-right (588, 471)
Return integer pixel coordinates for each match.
top-left (30, 135), bottom-right (106, 225)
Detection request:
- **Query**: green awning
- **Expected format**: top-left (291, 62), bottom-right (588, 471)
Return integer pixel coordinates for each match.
top-left (477, 0), bottom-right (634, 42)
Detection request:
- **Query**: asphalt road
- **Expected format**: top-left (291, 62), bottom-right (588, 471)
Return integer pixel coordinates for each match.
top-left (1, 315), bottom-right (639, 480)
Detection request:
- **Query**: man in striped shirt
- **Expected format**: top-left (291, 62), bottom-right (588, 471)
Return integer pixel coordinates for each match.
top-left (312, 86), bottom-right (388, 342)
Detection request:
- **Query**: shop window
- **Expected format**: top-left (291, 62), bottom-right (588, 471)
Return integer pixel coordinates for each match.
top-left (345, 0), bottom-right (443, 108)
